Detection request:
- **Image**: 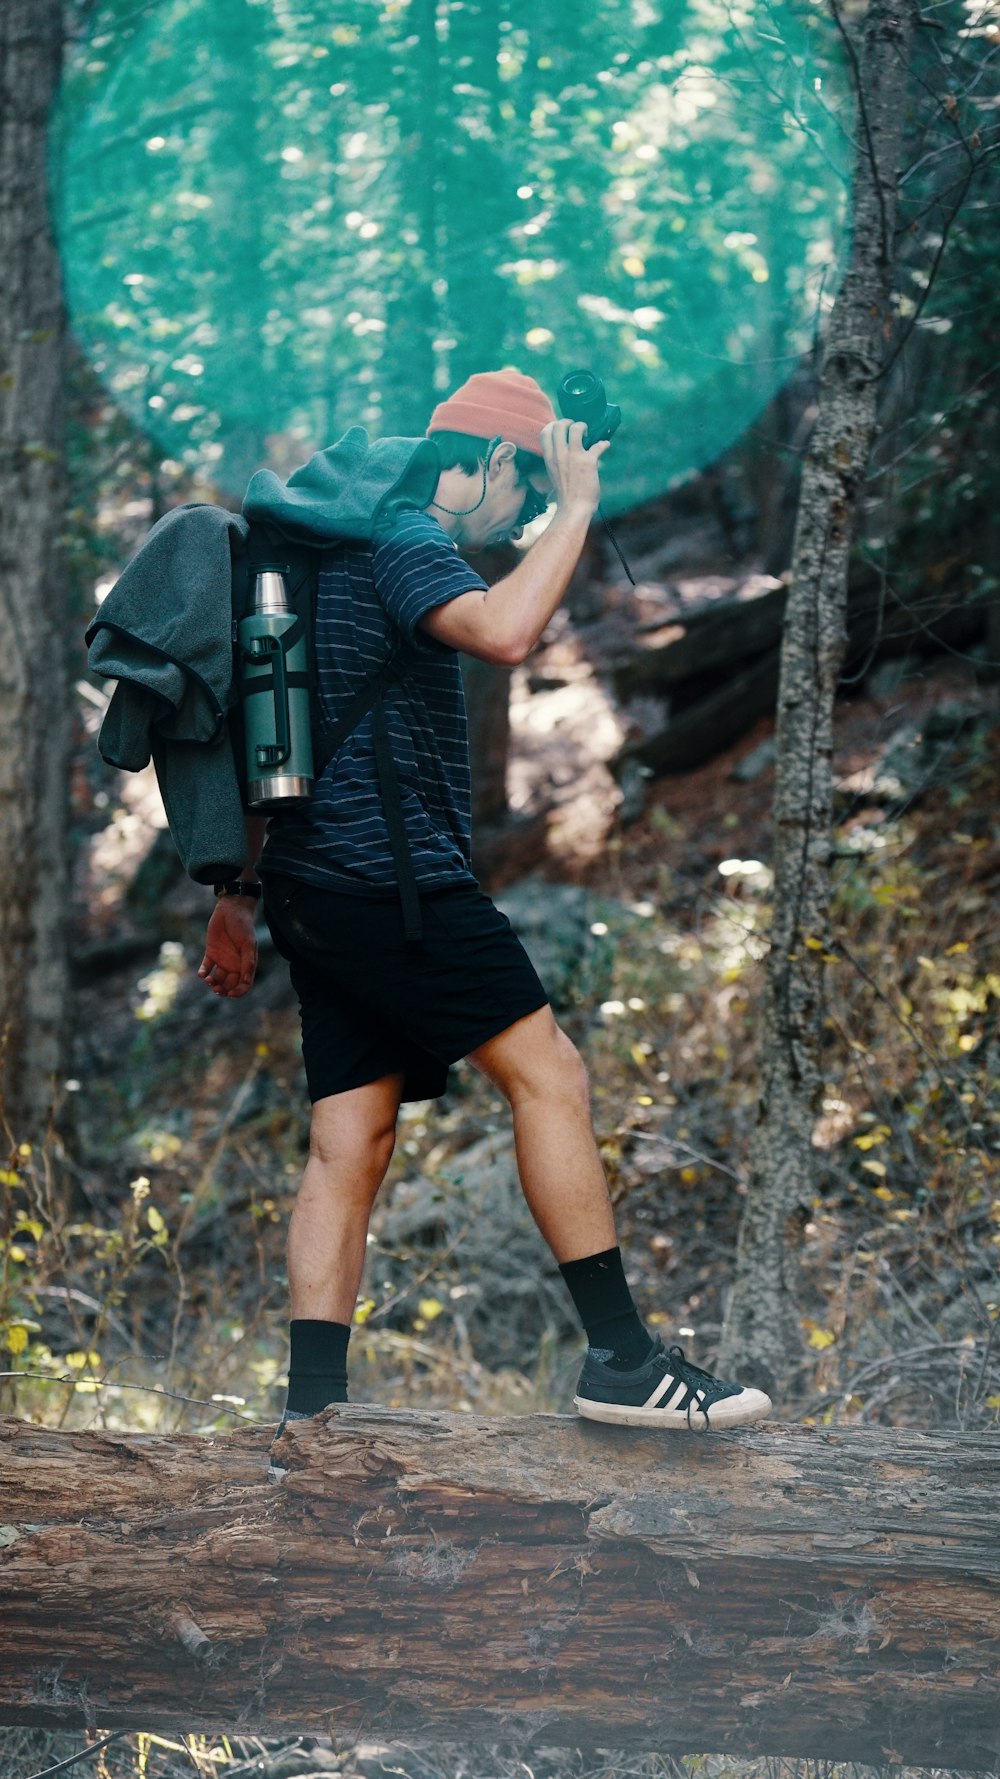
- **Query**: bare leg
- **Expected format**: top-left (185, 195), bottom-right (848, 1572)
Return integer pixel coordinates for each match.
top-left (287, 1072), bottom-right (405, 1323)
top-left (467, 1006), bottom-right (617, 1262)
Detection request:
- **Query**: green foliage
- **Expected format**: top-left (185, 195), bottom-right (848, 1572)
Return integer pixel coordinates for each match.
top-left (53, 0), bottom-right (852, 506)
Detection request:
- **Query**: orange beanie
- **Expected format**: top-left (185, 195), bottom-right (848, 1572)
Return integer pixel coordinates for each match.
top-left (426, 368), bottom-right (556, 457)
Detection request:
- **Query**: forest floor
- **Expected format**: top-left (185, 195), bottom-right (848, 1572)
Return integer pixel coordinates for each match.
top-left (5, 610), bottom-right (997, 1441)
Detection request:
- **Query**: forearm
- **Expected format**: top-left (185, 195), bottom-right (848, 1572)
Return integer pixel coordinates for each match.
top-left (241, 813), bottom-right (269, 882)
top-left (483, 502), bottom-right (593, 664)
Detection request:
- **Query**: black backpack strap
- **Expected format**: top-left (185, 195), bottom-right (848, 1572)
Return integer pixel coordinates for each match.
top-left (311, 651), bottom-right (401, 773)
top-left (372, 694), bottom-right (423, 944)
top-left (312, 649), bottom-right (422, 943)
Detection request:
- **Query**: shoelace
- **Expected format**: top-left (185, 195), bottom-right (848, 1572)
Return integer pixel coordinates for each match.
top-left (663, 1343), bottom-right (730, 1432)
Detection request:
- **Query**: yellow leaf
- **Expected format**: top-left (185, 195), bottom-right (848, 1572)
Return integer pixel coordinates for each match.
top-left (629, 1044), bottom-right (648, 1068)
top-left (872, 1185), bottom-right (895, 1202)
top-left (8, 1246), bottom-right (26, 1263)
top-left (985, 1394), bottom-right (1000, 1411)
top-left (418, 1298), bottom-right (444, 1321)
top-left (353, 1298), bottom-right (375, 1326)
top-left (804, 937), bottom-right (824, 951)
top-left (946, 942), bottom-right (969, 955)
top-left (75, 1379), bottom-right (100, 1394)
top-left (0, 1170), bottom-right (20, 1186)
top-left (636, 1094), bottom-right (653, 1106)
top-left (861, 1159), bottom-right (887, 1178)
top-left (808, 1328), bottom-right (837, 1350)
top-left (15, 1218), bottom-right (44, 1241)
top-left (17, 1143), bottom-right (32, 1158)
top-left (680, 1166), bottom-right (699, 1183)
top-left (146, 1206), bottom-right (165, 1233)
top-left (7, 1325), bottom-right (28, 1356)
top-left (65, 1351), bottom-right (88, 1369)
top-left (256, 1043), bottom-right (269, 1057)
top-left (853, 1133), bottom-right (885, 1151)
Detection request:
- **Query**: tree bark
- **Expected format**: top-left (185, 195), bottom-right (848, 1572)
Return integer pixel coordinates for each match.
top-left (0, 1409), bottom-right (998, 1767)
top-left (717, 0), bottom-right (920, 1396)
top-left (0, 3), bottom-right (71, 1145)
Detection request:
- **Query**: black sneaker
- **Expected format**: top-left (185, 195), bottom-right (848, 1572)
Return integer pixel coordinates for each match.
top-left (574, 1337), bottom-right (771, 1430)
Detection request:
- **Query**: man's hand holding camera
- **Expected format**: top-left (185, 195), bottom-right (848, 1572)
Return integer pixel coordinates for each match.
top-left (540, 419), bottom-right (611, 521)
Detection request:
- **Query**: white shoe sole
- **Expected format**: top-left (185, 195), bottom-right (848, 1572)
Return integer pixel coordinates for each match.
top-left (574, 1386), bottom-right (771, 1429)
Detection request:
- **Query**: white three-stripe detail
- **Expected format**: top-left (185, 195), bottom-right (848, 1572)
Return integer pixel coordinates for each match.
top-left (644, 1369), bottom-right (682, 1409)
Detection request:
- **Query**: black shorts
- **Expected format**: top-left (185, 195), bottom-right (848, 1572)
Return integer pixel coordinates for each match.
top-left (261, 872), bottom-right (550, 1104)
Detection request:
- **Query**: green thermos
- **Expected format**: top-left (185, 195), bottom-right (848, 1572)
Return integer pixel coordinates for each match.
top-left (238, 567), bottom-right (314, 810)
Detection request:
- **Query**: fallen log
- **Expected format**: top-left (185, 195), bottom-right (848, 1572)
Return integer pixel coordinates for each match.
top-left (1, 1410), bottom-right (998, 1767)
top-left (618, 652), bottom-right (780, 780)
top-left (611, 576), bottom-right (788, 701)
top-left (608, 568), bottom-right (991, 779)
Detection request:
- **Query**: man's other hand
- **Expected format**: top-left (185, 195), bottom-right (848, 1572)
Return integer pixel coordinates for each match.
top-left (198, 896), bottom-right (259, 998)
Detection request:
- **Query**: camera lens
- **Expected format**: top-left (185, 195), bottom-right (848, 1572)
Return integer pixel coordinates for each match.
top-left (557, 367), bottom-right (620, 448)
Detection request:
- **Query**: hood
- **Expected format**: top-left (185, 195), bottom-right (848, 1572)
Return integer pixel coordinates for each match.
top-left (242, 426), bottom-right (442, 543)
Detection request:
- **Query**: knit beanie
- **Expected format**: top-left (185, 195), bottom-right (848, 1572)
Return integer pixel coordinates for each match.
top-left (426, 369), bottom-right (556, 458)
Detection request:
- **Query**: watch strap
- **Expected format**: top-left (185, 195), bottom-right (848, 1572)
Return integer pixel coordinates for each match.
top-left (214, 880), bottom-right (262, 900)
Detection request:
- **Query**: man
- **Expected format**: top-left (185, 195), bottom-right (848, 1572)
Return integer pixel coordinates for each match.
top-left (198, 369), bottom-right (771, 1434)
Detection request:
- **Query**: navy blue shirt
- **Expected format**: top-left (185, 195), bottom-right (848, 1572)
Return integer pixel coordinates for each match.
top-left (258, 508), bottom-right (488, 895)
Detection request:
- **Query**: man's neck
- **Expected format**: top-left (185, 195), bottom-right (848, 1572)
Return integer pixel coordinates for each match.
top-left (424, 468), bottom-right (481, 543)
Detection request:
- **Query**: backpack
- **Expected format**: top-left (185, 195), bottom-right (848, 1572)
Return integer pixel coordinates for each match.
top-left (230, 519), bottom-right (424, 942)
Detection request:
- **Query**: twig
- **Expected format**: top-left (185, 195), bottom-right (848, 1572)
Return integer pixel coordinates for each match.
top-left (25, 1731), bottom-right (128, 1779)
top-left (0, 1370), bottom-right (265, 1423)
top-left (630, 1130), bottom-right (748, 1187)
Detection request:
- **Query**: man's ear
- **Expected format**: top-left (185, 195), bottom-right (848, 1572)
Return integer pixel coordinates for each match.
top-left (488, 439), bottom-right (517, 477)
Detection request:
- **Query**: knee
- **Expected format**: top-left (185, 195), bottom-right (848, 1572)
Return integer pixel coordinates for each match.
top-left (556, 1032), bottom-right (592, 1108)
top-left (514, 1026), bottom-right (591, 1112)
top-left (308, 1111), bottom-right (396, 1192)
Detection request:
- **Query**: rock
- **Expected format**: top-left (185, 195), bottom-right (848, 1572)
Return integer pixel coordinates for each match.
top-left (493, 879), bottom-right (617, 1011)
top-left (730, 735), bottom-right (776, 783)
top-left (617, 756), bottom-right (655, 823)
top-left (370, 1131), bottom-right (578, 1366)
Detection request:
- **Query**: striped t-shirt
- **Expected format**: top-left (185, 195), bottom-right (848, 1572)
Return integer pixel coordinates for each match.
top-left (257, 507), bottom-right (488, 896)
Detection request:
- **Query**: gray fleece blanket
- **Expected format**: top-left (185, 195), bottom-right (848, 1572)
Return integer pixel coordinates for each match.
top-left (85, 429), bottom-right (441, 885)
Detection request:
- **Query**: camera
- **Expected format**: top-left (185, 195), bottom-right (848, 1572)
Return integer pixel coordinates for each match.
top-left (557, 369), bottom-right (621, 450)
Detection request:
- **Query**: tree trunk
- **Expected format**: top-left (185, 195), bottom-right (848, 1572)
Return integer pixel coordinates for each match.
top-left (1, 1409), bottom-right (998, 1767)
top-left (0, 2), bottom-right (70, 1145)
top-left (717, 0), bottom-right (920, 1396)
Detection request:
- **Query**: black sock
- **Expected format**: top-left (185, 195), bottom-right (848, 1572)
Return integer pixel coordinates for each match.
top-left (286, 1318), bottom-right (351, 1413)
top-left (559, 1246), bottom-right (655, 1371)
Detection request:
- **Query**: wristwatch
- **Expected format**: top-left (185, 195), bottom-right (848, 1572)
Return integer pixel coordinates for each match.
top-left (213, 880), bottom-right (262, 900)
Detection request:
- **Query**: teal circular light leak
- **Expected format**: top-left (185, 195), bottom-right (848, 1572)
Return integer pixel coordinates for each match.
top-left (53, 0), bottom-right (851, 512)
